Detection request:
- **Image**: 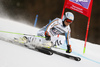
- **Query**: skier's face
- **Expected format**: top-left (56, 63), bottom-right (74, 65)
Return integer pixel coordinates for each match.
top-left (64, 19), bottom-right (72, 26)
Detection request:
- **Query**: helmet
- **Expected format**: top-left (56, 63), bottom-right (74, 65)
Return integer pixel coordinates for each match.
top-left (62, 12), bottom-right (74, 22)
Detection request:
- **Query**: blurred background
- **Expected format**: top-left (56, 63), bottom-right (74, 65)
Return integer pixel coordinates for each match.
top-left (0, 0), bottom-right (100, 44)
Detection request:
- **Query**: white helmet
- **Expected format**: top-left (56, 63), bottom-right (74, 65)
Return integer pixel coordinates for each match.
top-left (62, 12), bottom-right (74, 22)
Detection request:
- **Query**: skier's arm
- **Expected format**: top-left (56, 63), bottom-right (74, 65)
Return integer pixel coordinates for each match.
top-left (65, 31), bottom-right (70, 45)
top-left (65, 31), bottom-right (72, 53)
top-left (45, 19), bottom-right (59, 36)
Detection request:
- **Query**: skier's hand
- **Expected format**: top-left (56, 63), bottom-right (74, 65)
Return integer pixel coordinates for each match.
top-left (45, 31), bottom-right (51, 40)
top-left (66, 44), bottom-right (72, 53)
top-left (45, 34), bottom-right (51, 40)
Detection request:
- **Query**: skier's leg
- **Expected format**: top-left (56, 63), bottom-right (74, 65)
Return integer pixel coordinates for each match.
top-left (37, 30), bottom-right (53, 48)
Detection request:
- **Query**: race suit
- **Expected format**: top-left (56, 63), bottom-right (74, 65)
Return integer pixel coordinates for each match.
top-left (37, 18), bottom-right (71, 46)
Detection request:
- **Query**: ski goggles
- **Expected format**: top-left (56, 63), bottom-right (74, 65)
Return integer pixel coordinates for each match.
top-left (65, 19), bottom-right (72, 23)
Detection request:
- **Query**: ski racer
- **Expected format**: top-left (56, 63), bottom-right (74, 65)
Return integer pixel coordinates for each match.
top-left (37, 12), bottom-right (74, 53)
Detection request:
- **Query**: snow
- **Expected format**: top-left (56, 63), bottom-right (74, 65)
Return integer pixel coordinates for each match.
top-left (0, 18), bottom-right (100, 67)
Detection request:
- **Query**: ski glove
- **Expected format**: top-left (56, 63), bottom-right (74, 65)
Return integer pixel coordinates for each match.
top-left (45, 31), bottom-right (51, 41)
top-left (45, 34), bottom-right (51, 40)
top-left (66, 45), bottom-right (72, 53)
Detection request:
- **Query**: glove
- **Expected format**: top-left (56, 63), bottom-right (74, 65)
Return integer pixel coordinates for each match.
top-left (66, 45), bottom-right (72, 53)
top-left (45, 31), bottom-right (51, 40)
top-left (45, 34), bottom-right (51, 40)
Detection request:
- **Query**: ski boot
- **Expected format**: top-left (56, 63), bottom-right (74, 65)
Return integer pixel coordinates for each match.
top-left (14, 36), bottom-right (28, 44)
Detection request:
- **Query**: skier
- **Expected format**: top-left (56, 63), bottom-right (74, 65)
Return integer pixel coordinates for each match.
top-left (37, 12), bottom-right (74, 53)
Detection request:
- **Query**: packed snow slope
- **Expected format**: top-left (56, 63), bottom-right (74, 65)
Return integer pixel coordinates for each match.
top-left (0, 18), bottom-right (100, 67)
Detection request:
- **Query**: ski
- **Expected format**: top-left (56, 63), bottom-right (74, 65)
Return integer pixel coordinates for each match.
top-left (24, 43), bottom-right (81, 61)
top-left (35, 47), bottom-right (53, 55)
top-left (41, 47), bottom-right (81, 61)
top-left (24, 45), bottom-right (53, 55)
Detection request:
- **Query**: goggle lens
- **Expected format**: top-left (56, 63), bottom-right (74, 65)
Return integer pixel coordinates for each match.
top-left (65, 19), bottom-right (72, 23)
